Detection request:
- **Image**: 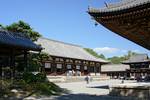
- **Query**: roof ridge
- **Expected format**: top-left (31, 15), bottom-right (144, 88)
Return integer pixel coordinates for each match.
top-left (107, 0), bottom-right (136, 8)
top-left (88, 0), bottom-right (150, 13)
top-left (40, 37), bottom-right (82, 48)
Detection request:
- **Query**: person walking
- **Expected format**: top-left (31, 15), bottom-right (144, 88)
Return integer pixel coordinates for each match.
top-left (85, 75), bottom-right (90, 84)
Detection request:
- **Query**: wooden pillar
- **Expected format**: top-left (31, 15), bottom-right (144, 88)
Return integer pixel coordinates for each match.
top-left (50, 57), bottom-right (55, 75)
top-left (71, 59), bottom-right (74, 75)
top-left (94, 62), bottom-right (96, 76)
top-left (81, 61), bottom-right (84, 76)
top-left (99, 63), bottom-right (101, 74)
top-left (54, 62), bottom-right (57, 76)
top-left (10, 49), bottom-right (15, 80)
top-left (87, 63), bottom-right (90, 75)
top-left (63, 58), bottom-right (66, 75)
top-left (0, 65), bottom-right (2, 80)
top-left (24, 50), bottom-right (28, 72)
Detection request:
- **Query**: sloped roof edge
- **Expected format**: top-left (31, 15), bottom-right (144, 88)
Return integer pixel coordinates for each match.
top-left (36, 37), bottom-right (109, 63)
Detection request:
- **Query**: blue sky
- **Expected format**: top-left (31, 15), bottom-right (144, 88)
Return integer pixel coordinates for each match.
top-left (0, 0), bottom-right (150, 58)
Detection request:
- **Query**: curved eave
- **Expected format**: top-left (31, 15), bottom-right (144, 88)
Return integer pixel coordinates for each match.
top-left (0, 41), bottom-right (42, 52)
top-left (88, 2), bottom-right (150, 50)
top-left (0, 30), bottom-right (42, 51)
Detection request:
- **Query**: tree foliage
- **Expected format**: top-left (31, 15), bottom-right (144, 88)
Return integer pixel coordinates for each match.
top-left (108, 56), bottom-right (125, 64)
top-left (84, 48), bottom-right (106, 59)
top-left (28, 52), bottom-right (49, 72)
top-left (1, 20), bottom-right (41, 41)
top-left (108, 50), bottom-right (139, 64)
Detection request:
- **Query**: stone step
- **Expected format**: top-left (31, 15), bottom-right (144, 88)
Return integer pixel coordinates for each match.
top-left (47, 76), bottom-right (110, 83)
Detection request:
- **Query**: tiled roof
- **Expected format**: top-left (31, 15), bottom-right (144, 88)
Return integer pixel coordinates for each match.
top-left (88, 0), bottom-right (150, 13)
top-left (101, 64), bottom-right (130, 72)
top-left (122, 54), bottom-right (150, 64)
top-left (0, 29), bottom-right (42, 51)
top-left (36, 37), bottom-right (109, 63)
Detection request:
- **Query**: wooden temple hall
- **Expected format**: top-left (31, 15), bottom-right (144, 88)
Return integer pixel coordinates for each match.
top-left (0, 29), bottom-right (42, 79)
top-left (36, 38), bottom-right (108, 76)
top-left (122, 54), bottom-right (150, 78)
top-left (101, 54), bottom-right (150, 79)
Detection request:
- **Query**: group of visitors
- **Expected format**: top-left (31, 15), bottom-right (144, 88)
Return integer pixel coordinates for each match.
top-left (66, 70), bottom-right (81, 76)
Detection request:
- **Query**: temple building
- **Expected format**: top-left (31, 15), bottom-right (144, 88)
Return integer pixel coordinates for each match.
top-left (36, 37), bottom-right (108, 76)
top-left (122, 54), bottom-right (150, 79)
top-left (88, 0), bottom-right (150, 50)
top-left (0, 29), bottom-right (42, 79)
top-left (101, 64), bottom-right (130, 79)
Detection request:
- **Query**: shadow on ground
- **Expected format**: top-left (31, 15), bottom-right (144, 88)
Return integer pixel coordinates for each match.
top-left (88, 85), bottom-right (109, 89)
top-left (54, 93), bottom-right (140, 100)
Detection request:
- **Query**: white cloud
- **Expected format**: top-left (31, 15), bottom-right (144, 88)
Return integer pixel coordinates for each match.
top-left (93, 47), bottom-right (119, 54)
top-left (132, 49), bottom-right (140, 53)
top-left (93, 47), bottom-right (142, 58)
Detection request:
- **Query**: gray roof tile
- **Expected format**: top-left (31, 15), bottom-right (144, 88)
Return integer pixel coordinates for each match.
top-left (0, 29), bottom-right (42, 51)
top-left (36, 37), bottom-right (108, 63)
top-left (122, 54), bottom-right (150, 63)
top-left (89, 0), bottom-right (150, 13)
top-left (101, 64), bottom-right (130, 72)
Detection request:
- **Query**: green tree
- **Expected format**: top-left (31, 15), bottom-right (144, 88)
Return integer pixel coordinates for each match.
top-left (108, 50), bottom-right (139, 64)
top-left (108, 56), bottom-right (125, 64)
top-left (4, 20), bottom-right (41, 41)
top-left (28, 52), bottom-right (49, 72)
top-left (99, 54), bottom-right (106, 59)
top-left (0, 24), bottom-right (4, 29)
top-left (84, 48), bottom-right (106, 59)
top-left (124, 50), bottom-right (138, 60)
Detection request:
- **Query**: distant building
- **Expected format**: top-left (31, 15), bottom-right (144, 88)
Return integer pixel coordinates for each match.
top-left (36, 38), bottom-right (108, 76)
top-left (122, 54), bottom-right (150, 79)
top-left (101, 64), bottom-right (130, 79)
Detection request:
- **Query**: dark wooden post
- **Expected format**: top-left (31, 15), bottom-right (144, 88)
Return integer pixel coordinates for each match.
top-left (81, 61), bottom-right (84, 76)
top-left (63, 58), bottom-right (66, 75)
top-left (87, 61), bottom-right (90, 75)
top-left (0, 65), bottom-right (3, 80)
top-left (94, 62), bottom-right (96, 76)
top-left (10, 49), bottom-right (15, 80)
top-left (53, 58), bottom-right (57, 76)
top-left (24, 50), bottom-right (28, 72)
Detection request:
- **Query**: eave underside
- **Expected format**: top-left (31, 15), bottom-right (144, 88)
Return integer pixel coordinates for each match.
top-left (89, 6), bottom-right (150, 50)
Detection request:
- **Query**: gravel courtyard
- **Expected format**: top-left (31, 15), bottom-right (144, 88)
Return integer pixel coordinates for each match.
top-left (53, 79), bottom-right (136, 100)
top-left (25, 79), bottom-right (137, 100)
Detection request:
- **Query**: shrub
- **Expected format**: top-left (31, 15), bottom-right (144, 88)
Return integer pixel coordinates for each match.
top-left (35, 73), bottom-right (46, 82)
top-left (10, 79), bottom-right (27, 89)
top-left (23, 72), bottom-right (47, 83)
top-left (0, 79), bottom-right (12, 97)
top-left (34, 82), bottom-right (52, 95)
top-left (23, 72), bottom-right (36, 83)
top-left (1, 72), bottom-right (64, 97)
